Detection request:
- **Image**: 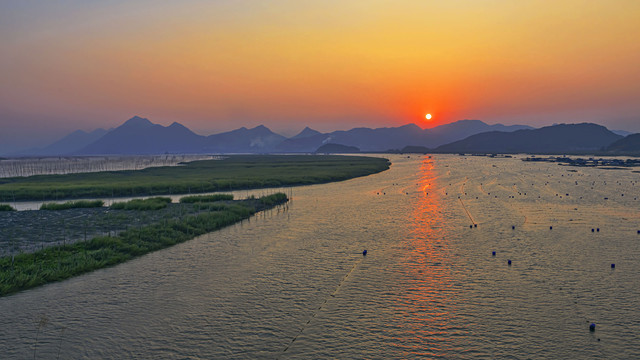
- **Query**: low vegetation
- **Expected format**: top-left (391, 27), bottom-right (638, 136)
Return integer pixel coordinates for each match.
top-left (0, 155), bottom-right (390, 202)
top-left (258, 192), bottom-right (288, 206)
top-left (111, 197), bottom-right (172, 210)
top-left (0, 204), bottom-right (15, 211)
top-left (0, 193), bottom-right (288, 296)
top-left (179, 194), bottom-right (234, 203)
top-left (40, 200), bottom-right (104, 211)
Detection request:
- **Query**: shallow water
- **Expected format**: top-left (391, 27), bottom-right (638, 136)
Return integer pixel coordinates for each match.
top-left (1, 154), bottom-right (639, 359)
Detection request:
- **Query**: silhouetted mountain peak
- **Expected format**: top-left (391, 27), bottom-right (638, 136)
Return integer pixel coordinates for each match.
top-left (251, 125), bottom-right (274, 134)
top-left (121, 116), bottom-right (153, 129)
top-left (400, 123), bottom-right (423, 130)
top-left (167, 122), bottom-right (192, 131)
top-left (249, 125), bottom-right (281, 136)
top-left (291, 126), bottom-right (322, 139)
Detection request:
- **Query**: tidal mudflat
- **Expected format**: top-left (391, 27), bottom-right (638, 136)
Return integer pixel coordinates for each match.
top-left (1, 154), bottom-right (639, 359)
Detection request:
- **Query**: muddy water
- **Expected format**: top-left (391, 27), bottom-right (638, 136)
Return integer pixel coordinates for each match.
top-left (1, 154), bottom-right (639, 359)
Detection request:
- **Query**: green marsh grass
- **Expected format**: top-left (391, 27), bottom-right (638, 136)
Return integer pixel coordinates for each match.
top-left (180, 194), bottom-right (233, 203)
top-left (0, 193), bottom-right (288, 296)
top-left (0, 155), bottom-right (390, 201)
top-left (0, 204), bottom-right (15, 211)
top-left (40, 200), bottom-right (104, 211)
top-left (111, 197), bottom-right (172, 210)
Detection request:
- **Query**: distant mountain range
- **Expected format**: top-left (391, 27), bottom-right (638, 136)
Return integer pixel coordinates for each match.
top-left (275, 121), bottom-right (532, 152)
top-left (9, 116), bottom-right (639, 156)
top-left (434, 123), bottom-right (624, 154)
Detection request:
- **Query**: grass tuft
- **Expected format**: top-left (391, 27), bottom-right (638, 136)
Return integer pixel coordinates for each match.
top-left (40, 200), bottom-right (104, 211)
top-left (111, 197), bottom-right (172, 211)
top-left (0, 204), bottom-right (16, 211)
top-left (179, 194), bottom-right (233, 203)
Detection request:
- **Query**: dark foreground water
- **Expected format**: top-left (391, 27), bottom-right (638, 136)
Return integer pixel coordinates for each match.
top-left (1, 155), bottom-right (639, 359)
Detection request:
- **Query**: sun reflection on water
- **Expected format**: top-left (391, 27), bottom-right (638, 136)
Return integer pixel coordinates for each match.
top-left (391, 156), bottom-right (465, 357)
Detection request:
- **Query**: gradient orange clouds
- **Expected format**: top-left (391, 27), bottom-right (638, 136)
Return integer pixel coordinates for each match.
top-left (1, 0), bottom-right (639, 150)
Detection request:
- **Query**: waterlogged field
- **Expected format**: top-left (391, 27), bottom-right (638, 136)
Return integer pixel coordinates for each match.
top-left (1, 154), bottom-right (639, 358)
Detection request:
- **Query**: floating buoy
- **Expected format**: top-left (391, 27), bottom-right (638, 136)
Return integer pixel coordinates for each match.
top-left (637, 230), bottom-right (639, 234)
top-left (597, 228), bottom-right (600, 232)
top-left (512, 225), bottom-right (515, 230)
top-left (469, 225), bottom-right (473, 229)
top-left (550, 226), bottom-right (553, 230)
top-left (474, 224), bottom-right (477, 228)
top-left (611, 263), bottom-right (615, 269)
top-left (492, 251), bottom-right (496, 256)
top-left (508, 259), bottom-right (512, 265)
top-left (363, 250), bottom-right (368, 256)
top-left (592, 229), bottom-right (595, 232)
top-left (589, 323), bottom-right (596, 332)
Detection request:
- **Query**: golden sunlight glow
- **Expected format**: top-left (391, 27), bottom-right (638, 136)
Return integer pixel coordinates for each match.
top-left (425, 114), bottom-right (432, 120)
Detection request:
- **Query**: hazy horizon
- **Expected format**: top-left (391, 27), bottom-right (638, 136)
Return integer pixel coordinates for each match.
top-left (2, 1), bottom-right (639, 152)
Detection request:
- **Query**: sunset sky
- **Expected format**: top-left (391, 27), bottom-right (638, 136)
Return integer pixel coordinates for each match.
top-left (1, 1), bottom-right (639, 152)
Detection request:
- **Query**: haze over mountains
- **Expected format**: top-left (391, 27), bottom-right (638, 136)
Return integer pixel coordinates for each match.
top-left (8, 116), bottom-right (639, 156)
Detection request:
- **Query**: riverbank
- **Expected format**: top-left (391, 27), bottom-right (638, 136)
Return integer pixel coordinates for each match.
top-left (0, 193), bottom-right (288, 296)
top-left (0, 155), bottom-right (390, 202)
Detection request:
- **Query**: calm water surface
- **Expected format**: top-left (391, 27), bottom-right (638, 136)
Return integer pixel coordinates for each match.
top-left (1, 155), bottom-right (639, 359)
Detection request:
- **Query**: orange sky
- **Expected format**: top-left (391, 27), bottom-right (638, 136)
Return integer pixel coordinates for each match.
top-left (1, 1), bottom-right (639, 150)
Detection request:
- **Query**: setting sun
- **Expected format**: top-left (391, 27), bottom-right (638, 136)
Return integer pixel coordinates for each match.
top-left (425, 114), bottom-right (432, 120)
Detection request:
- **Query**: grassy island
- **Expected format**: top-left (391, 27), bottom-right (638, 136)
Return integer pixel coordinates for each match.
top-left (0, 193), bottom-right (288, 296)
top-left (0, 155), bottom-right (390, 202)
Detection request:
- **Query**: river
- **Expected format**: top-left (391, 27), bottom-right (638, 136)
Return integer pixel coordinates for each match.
top-left (1, 154), bottom-right (639, 359)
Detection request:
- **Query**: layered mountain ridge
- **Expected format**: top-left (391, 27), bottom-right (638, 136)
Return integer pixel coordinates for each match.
top-left (9, 116), bottom-right (636, 156)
